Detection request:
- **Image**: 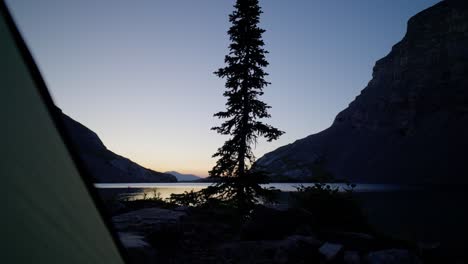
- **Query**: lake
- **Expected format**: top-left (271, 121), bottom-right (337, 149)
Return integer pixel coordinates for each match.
top-left (94, 182), bottom-right (405, 200)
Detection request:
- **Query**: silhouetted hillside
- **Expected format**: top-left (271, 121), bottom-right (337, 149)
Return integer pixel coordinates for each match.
top-left (165, 171), bottom-right (202, 181)
top-left (256, 0), bottom-right (468, 184)
top-left (60, 110), bottom-right (177, 183)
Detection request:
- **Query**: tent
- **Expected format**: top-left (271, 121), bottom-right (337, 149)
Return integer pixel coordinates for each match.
top-left (0, 1), bottom-right (126, 262)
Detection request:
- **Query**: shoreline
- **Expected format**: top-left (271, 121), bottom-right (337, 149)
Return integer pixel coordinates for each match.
top-left (98, 186), bottom-right (468, 260)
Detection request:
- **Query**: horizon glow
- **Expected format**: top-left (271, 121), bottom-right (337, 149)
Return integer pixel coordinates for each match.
top-left (7, 0), bottom-right (440, 176)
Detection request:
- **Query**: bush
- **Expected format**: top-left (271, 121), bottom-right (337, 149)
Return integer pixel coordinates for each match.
top-left (168, 190), bottom-right (205, 207)
top-left (291, 183), bottom-right (369, 232)
top-left (118, 188), bottom-right (174, 211)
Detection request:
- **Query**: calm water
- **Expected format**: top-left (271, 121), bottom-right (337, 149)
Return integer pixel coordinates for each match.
top-left (94, 182), bottom-right (405, 200)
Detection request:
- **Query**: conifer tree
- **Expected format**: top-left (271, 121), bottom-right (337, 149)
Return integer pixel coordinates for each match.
top-left (208, 0), bottom-right (284, 209)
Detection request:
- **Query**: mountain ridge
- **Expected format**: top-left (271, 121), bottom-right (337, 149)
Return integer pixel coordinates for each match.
top-left (59, 109), bottom-right (177, 183)
top-left (165, 171), bottom-right (202, 182)
top-left (256, 0), bottom-right (468, 184)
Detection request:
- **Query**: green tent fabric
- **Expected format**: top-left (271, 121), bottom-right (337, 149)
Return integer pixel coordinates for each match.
top-left (0, 2), bottom-right (126, 263)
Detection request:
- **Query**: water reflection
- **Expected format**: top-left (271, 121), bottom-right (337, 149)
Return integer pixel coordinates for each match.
top-left (95, 182), bottom-right (404, 201)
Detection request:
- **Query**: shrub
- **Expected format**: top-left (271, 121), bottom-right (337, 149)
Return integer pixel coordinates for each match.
top-left (168, 190), bottom-right (205, 207)
top-left (291, 183), bottom-right (369, 232)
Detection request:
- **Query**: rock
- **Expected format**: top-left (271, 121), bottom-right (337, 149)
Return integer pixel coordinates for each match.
top-left (119, 232), bottom-right (150, 248)
top-left (240, 206), bottom-right (313, 240)
top-left (174, 206), bottom-right (190, 212)
top-left (343, 232), bottom-right (374, 241)
top-left (255, 0), bottom-right (468, 184)
top-left (367, 249), bottom-right (422, 264)
top-left (118, 232), bottom-right (156, 264)
top-left (417, 241), bottom-right (440, 253)
top-left (319, 242), bottom-right (343, 261)
top-left (326, 231), bottom-right (376, 251)
top-left (264, 203), bottom-right (290, 211)
top-left (417, 242), bottom-right (442, 262)
top-left (113, 208), bottom-right (188, 259)
top-left (284, 235), bottom-right (322, 248)
top-left (112, 208), bottom-right (186, 232)
top-left (217, 236), bottom-right (321, 264)
top-left (344, 251), bottom-right (361, 264)
top-left (218, 241), bottom-right (280, 263)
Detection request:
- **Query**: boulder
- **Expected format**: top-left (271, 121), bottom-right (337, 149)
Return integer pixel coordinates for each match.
top-left (217, 235), bottom-right (321, 264)
top-left (325, 231), bottom-right (376, 251)
top-left (284, 235), bottom-right (322, 248)
top-left (367, 249), bottom-right (422, 264)
top-left (344, 251), bottom-right (361, 264)
top-left (417, 242), bottom-right (442, 262)
top-left (118, 232), bottom-right (156, 264)
top-left (319, 242), bottom-right (343, 261)
top-left (112, 208), bottom-right (186, 232)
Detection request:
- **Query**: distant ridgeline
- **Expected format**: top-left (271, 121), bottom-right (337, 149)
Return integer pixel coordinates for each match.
top-left (59, 109), bottom-right (177, 183)
top-left (256, 0), bottom-right (468, 184)
top-left (165, 171), bottom-right (202, 182)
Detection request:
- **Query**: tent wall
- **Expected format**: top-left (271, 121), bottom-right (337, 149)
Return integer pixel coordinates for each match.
top-left (0, 2), bottom-right (125, 263)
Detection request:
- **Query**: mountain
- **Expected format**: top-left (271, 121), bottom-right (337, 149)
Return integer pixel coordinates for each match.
top-left (256, 0), bottom-right (468, 184)
top-left (165, 171), bottom-right (202, 182)
top-left (59, 109), bottom-right (177, 183)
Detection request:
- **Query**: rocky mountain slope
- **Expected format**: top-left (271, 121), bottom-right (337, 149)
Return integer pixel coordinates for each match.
top-left (60, 110), bottom-right (176, 183)
top-left (256, 0), bottom-right (468, 184)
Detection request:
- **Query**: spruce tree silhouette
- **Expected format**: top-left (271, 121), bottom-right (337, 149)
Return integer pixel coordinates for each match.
top-left (206, 0), bottom-right (284, 211)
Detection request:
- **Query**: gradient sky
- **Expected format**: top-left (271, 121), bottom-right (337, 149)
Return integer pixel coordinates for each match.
top-left (7, 0), bottom-right (440, 176)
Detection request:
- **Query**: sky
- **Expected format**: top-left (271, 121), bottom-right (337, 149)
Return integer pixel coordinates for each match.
top-left (6, 0), bottom-right (440, 176)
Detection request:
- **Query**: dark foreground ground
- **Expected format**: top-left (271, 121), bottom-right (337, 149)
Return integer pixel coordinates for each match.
top-left (99, 187), bottom-right (468, 264)
top-left (356, 188), bottom-right (468, 260)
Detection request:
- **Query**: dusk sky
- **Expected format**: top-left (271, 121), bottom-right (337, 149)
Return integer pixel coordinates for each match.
top-left (7, 0), bottom-right (440, 176)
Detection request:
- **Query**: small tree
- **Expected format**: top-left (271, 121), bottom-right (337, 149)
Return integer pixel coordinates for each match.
top-left (208, 0), bottom-right (284, 210)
